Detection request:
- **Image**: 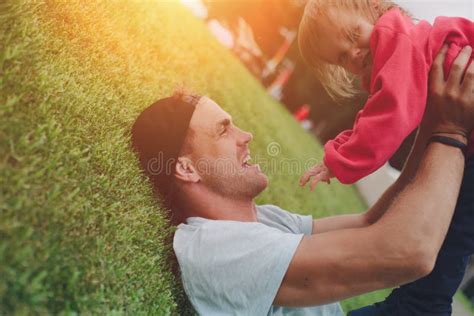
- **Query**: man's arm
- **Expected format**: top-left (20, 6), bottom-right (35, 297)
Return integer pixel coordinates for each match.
top-left (361, 124), bottom-right (433, 225)
top-left (276, 142), bottom-right (465, 306)
top-left (310, 104), bottom-right (432, 234)
top-left (274, 45), bottom-right (474, 306)
top-left (310, 113), bottom-right (434, 234)
top-left (312, 213), bottom-right (369, 234)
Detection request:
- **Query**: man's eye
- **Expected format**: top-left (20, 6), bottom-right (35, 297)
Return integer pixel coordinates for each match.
top-left (220, 127), bottom-right (227, 135)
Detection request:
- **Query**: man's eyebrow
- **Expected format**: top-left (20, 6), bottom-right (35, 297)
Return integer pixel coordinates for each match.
top-left (216, 118), bottom-right (231, 132)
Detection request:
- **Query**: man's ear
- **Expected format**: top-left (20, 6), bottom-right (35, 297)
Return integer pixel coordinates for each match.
top-left (174, 157), bottom-right (200, 183)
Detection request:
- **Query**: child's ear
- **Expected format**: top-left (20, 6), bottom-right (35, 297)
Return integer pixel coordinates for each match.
top-left (174, 157), bottom-right (200, 183)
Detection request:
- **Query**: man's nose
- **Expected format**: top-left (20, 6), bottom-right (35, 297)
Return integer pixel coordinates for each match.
top-left (239, 130), bottom-right (253, 145)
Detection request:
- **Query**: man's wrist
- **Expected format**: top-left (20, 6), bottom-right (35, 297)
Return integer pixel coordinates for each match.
top-left (431, 132), bottom-right (468, 145)
top-left (428, 133), bottom-right (468, 156)
top-left (432, 123), bottom-right (470, 141)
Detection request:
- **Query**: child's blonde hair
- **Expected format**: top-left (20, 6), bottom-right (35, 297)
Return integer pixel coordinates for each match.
top-left (298, 0), bottom-right (405, 100)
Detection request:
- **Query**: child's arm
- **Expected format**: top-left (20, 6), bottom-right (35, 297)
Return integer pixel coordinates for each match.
top-left (324, 28), bottom-right (428, 184)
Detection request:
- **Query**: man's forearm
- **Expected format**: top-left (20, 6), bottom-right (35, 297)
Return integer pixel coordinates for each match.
top-left (365, 122), bottom-right (434, 225)
top-left (363, 180), bottom-right (404, 225)
top-left (276, 142), bottom-right (466, 307)
top-left (373, 141), bottom-right (465, 267)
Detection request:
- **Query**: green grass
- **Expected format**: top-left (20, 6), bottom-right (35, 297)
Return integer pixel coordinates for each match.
top-left (1, 0), bottom-right (388, 313)
top-left (455, 291), bottom-right (474, 314)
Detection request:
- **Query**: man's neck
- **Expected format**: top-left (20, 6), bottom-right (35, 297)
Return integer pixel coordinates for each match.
top-left (182, 188), bottom-right (258, 223)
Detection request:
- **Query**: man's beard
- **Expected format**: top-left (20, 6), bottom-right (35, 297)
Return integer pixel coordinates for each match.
top-left (201, 162), bottom-right (267, 200)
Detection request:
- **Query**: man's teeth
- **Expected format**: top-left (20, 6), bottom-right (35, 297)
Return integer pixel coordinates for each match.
top-left (243, 155), bottom-right (251, 165)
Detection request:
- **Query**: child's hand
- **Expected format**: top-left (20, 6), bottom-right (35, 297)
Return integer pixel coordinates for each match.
top-left (300, 162), bottom-right (334, 191)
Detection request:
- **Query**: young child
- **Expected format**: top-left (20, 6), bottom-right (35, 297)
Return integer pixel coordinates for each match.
top-left (297, 0), bottom-right (473, 190)
top-left (298, 2), bottom-right (473, 315)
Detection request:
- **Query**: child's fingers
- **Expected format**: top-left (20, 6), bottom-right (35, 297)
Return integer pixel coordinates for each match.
top-left (300, 171), bottom-right (319, 187)
top-left (300, 173), bottom-right (312, 186)
top-left (300, 170), bottom-right (314, 186)
top-left (309, 172), bottom-right (333, 189)
top-left (300, 166), bottom-right (322, 186)
top-left (300, 177), bottom-right (308, 187)
top-left (309, 165), bottom-right (322, 174)
top-left (300, 174), bottom-right (314, 186)
top-left (310, 175), bottom-right (323, 191)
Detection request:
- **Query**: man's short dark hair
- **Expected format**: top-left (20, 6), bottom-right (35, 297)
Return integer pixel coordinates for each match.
top-left (131, 90), bottom-right (202, 211)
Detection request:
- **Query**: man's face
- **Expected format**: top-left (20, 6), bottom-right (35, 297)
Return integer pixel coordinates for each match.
top-left (185, 97), bottom-right (268, 199)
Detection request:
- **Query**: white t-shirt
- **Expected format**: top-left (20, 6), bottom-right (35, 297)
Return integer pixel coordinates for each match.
top-left (173, 204), bottom-right (344, 315)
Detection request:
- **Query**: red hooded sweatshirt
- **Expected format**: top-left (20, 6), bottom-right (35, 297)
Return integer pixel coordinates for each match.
top-left (324, 8), bottom-right (473, 184)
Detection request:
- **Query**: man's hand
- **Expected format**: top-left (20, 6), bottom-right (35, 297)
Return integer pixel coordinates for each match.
top-left (429, 45), bottom-right (474, 139)
top-left (300, 162), bottom-right (334, 191)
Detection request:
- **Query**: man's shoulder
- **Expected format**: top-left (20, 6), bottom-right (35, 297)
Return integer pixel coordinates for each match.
top-left (173, 215), bottom-right (284, 258)
top-left (257, 204), bottom-right (297, 218)
top-left (257, 204), bottom-right (291, 225)
top-left (256, 203), bottom-right (285, 214)
top-left (257, 204), bottom-right (313, 235)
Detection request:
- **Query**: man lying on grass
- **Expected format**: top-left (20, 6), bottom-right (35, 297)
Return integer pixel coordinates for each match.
top-left (130, 47), bottom-right (473, 315)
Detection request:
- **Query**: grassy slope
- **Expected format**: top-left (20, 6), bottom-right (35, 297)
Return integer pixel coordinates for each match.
top-left (0, 0), bottom-right (388, 313)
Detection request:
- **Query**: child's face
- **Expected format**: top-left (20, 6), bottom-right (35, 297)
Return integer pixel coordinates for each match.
top-left (315, 8), bottom-right (374, 77)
